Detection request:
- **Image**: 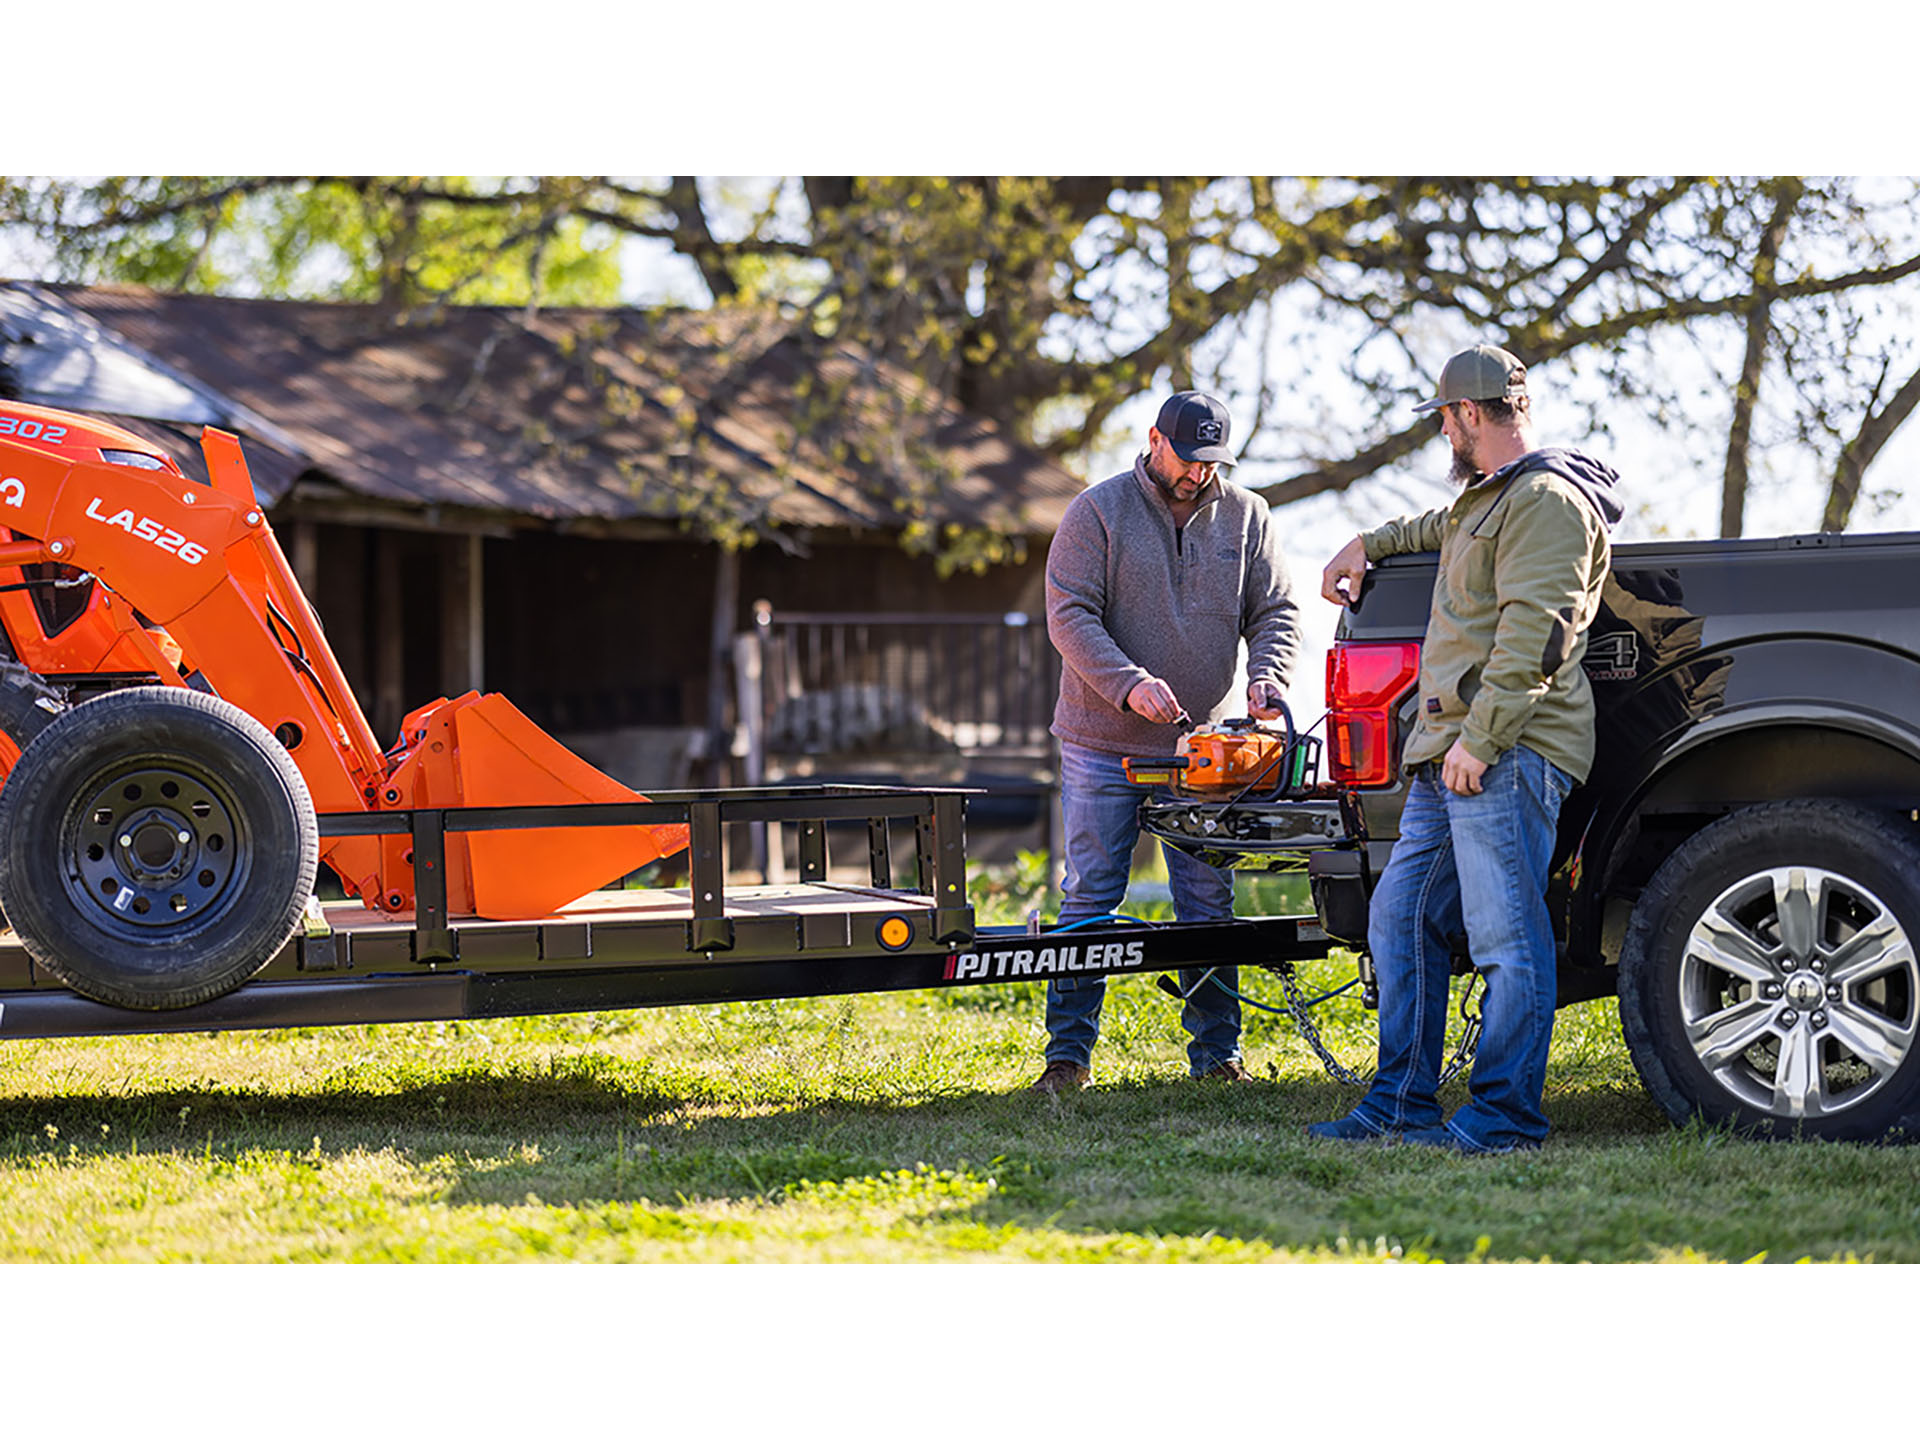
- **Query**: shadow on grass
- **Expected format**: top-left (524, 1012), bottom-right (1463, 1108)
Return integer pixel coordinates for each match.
top-left (0, 1057), bottom-right (1689, 1257)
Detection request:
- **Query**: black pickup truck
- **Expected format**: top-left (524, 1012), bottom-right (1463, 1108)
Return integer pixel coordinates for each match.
top-left (1147, 529), bottom-right (1920, 1141)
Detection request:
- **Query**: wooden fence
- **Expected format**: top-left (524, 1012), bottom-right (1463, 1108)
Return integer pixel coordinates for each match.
top-left (731, 604), bottom-right (1061, 879)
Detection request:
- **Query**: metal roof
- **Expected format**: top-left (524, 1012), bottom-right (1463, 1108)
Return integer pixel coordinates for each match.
top-left (0, 282), bottom-right (1081, 539)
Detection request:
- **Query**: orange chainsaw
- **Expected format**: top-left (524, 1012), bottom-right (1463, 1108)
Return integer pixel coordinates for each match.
top-left (1122, 710), bottom-right (1317, 798)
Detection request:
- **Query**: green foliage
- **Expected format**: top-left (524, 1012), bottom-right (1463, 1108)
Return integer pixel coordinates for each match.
top-left (968, 849), bottom-right (1053, 924)
top-left (4, 177), bottom-right (624, 308)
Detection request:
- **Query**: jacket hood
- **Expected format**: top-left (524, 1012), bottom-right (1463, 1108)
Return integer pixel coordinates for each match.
top-left (1488, 447), bottom-right (1624, 529)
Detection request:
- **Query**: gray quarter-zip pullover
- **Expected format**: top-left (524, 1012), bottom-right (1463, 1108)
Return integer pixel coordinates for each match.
top-left (1047, 456), bottom-right (1300, 757)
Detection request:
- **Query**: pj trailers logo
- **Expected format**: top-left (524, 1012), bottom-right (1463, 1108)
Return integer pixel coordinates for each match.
top-left (945, 939), bottom-right (1148, 983)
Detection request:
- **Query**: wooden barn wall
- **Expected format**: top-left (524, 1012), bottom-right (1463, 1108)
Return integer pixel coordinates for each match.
top-left (303, 523), bottom-right (1054, 744)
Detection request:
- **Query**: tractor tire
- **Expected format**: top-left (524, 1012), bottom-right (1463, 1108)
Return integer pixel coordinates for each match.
top-left (0, 685), bottom-right (318, 1010)
top-left (0, 658), bottom-right (64, 786)
top-left (1619, 799), bottom-right (1920, 1141)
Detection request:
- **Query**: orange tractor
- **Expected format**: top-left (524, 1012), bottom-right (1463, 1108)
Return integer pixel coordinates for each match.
top-left (0, 402), bottom-right (689, 1009)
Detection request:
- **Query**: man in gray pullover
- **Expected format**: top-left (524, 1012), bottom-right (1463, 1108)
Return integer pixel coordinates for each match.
top-left (1033, 391), bottom-right (1302, 1092)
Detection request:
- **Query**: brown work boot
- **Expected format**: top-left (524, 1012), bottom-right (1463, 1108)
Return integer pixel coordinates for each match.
top-left (1196, 1059), bottom-right (1257, 1083)
top-left (1029, 1060), bottom-right (1092, 1094)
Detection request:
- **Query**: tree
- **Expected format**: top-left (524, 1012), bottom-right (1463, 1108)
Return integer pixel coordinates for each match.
top-left (9, 175), bottom-right (1920, 537)
top-left (1, 176), bottom-right (626, 310)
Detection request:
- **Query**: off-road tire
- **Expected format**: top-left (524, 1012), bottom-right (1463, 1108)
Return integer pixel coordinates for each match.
top-left (0, 685), bottom-right (317, 1010)
top-left (1619, 799), bottom-right (1920, 1141)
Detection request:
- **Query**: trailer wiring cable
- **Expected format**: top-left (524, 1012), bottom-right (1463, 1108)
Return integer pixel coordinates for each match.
top-left (1212, 971), bottom-right (1362, 1014)
top-left (1159, 965), bottom-right (1353, 1014)
top-left (1017, 910), bottom-right (1163, 936)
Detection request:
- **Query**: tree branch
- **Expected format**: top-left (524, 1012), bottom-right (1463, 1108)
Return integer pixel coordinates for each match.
top-left (1823, 362), bottom-right (1920, 531)
top-left (1248, 423), bottom-right (1434, 506)
top-left (55, 177), bottom-right (287, 234)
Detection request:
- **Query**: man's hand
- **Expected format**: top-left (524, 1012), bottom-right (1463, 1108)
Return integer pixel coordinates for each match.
top-left (1247, 679), bottom-right (1285, 720)
top-left (1441, 739), bottom-right (1488, 796)
top-left (1321, 535), bottom-right (1370, 606)
top-left (1125, 676), bottom-right (1187, 725)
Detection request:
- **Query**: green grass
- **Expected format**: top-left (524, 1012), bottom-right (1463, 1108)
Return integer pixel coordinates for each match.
top-left (1, 867), bottom-right (1915, 1263)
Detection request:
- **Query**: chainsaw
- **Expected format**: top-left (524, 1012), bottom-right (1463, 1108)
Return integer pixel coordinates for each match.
top-left (1121, 706), bottom-right (1318, 800)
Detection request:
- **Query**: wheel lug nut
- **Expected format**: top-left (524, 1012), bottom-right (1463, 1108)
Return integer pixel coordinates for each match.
top-left (1781, 958), bottom-right (1797, 971)
top-left (1810, 958), bottom-right (1825, 973)
top-left (1761, 982), bottom-right (1784, 1000)
top-left (176, 830), bottom-right (190, 844)
top-left (1779, 1009), bottom-right (1798, 1028)
top-left (1812, 1010), bottom-right (1829, 1029)
top-left (118, 834), bottom-right (132, 848)
top-left (1827, 984), bottom-right (1842, 1001)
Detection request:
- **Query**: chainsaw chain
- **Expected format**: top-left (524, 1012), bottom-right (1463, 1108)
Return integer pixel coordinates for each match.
top-left (1271, 963), bottom-right (1482, 1089)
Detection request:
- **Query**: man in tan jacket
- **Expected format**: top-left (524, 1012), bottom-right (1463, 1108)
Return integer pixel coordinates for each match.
top-left (1309, 346), bottom-right (1621, 1152)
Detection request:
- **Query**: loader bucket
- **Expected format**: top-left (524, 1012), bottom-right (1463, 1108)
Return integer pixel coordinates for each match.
top-left (411, 693), bottom-right (690, 920)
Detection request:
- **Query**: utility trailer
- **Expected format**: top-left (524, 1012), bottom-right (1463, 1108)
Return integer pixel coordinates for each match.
top-left (0, 400), bottom-right (1330, 1049)
top-left (0, 783), bottom-right (1332, 1042)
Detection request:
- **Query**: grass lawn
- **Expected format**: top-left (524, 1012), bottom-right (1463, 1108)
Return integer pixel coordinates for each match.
top-left (2, 868), bottom-right (1916, 1264)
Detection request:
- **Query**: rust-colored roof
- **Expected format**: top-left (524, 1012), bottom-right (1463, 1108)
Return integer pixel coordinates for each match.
top-left (6, 283), bottom-right (1079, 539)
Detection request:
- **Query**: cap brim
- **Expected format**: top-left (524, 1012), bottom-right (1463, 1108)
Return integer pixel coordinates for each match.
top-left (1411, 396), bottom-right (1448, 414)
top-left (1171, 442), bottom-right (1236, 465)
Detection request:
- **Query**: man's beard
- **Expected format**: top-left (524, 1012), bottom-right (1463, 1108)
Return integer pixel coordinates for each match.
top-left (1448, 435), bottom-right (1484, 488)
top-left (1147, 452), bottom-right (1208, 502)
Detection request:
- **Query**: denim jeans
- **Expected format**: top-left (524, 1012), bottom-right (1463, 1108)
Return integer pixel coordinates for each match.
top-left (1044, 740), bottom-right (1240, 1075)
top-left (1344, 744), bottom-right (1574, 1150)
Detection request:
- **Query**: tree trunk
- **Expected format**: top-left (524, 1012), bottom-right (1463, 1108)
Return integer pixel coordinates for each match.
top-left (1720, 180), bottom-right (1802, 539)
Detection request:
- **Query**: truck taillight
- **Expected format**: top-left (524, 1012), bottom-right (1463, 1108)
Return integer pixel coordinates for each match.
top-left (1326, 641), bottom-right (1421, 787)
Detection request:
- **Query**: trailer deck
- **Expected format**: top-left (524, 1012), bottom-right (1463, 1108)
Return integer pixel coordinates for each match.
top-left (0, 782), bottom-right (1333, 1041)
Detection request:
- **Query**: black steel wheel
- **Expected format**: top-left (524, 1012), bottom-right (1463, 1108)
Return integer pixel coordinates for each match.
top-left (1619, 800), bottom-right (1920, 1141)
top-left (0, 686), bottom-right (317, 1010)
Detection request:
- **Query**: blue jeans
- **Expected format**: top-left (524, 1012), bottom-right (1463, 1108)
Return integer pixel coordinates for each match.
top-left (1344, 745), bottom-right (1574, 1149)
top-left (1044, 741), bottom-right (1240, 1076)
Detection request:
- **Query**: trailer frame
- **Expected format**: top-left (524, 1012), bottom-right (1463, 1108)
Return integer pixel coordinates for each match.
top-left (0, 783), bottom-right (1332, 1041)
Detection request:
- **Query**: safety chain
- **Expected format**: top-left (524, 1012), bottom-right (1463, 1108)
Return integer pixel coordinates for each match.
top-left (1437, 974), bottom-right (1484, 1087)
top-left (1271, 964), bottom-right (1484, 1088)
top-left (1272, 962), bottom-right (1372, 1085)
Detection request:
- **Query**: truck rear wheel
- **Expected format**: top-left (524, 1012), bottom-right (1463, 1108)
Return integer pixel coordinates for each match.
top-left (0, 686), bottom-right (318, 1010)
top-left (1619, 800), bottom-right (1920, 1141)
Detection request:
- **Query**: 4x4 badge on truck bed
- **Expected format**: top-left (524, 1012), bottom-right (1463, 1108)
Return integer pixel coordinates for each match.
top-left (1583, 631), bottom-right (1638, 682)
